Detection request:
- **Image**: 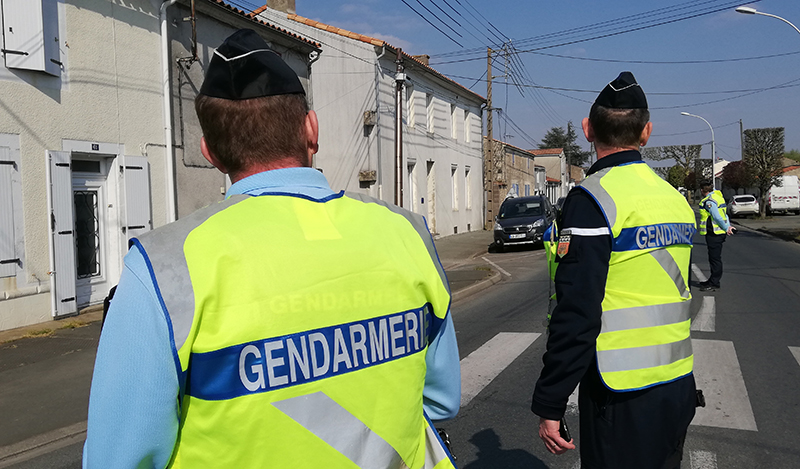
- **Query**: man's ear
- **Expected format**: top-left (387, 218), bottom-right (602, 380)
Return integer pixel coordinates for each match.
top-left (639, 121), bottom-right (653, 147)
top-left (581, 117), bottom-right (594, 143)
top-left (200, 137), bottom-right (228, 174)
top-left (304, 110), bottom-right (319, 166)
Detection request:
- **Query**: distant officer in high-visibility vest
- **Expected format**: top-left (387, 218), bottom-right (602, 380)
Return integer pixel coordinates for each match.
top-left (698, 184), bottom-right (735, 291)
top-left (531, 72), bottom-right (698, 469)
top-left (84, 29), bottom-right (460, 468)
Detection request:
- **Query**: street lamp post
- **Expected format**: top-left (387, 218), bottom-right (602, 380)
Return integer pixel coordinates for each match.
top-left (681, 112), bottom-right (716, 190)
top-left (735, 7), bottom-right (800, 35)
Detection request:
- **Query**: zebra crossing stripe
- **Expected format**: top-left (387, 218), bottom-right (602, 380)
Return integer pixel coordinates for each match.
top-left (460, 332), bottom-right (540, 407)
top-left (691, 296), bottom-right (715, 332)
top-left (691, 339), bottom-right (758, 431)
top-left (789, 346), bottom-right (800, 367)
top-left (690, 450), bottom-right (718, 469)
top-left (692, 264), bottom-right (708, 283)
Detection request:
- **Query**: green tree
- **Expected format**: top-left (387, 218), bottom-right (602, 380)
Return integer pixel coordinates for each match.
top-left (785, 149), bottom-right (800, 163)
top-left (644, 145), bottom-right (702, 201)
top-left (667, 164), bottom-right (686, 190)
top-left (744, 127), bottom-right (785, 217)
top-left (539, 121), bottom-right (592, 167)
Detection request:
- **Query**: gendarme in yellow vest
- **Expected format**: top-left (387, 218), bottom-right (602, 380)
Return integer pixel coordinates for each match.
top-left (698, 190), bottom-right (728, 235)
top-left (578, 161), bottom-right (696, 391)
top-left (133, 191), bottom-right (456, 468)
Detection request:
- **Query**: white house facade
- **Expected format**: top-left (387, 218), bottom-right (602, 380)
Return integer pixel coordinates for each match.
top-left (255, 6), bottom-right (486, 237)
top-left (0, 0), bottom-right (316, 331)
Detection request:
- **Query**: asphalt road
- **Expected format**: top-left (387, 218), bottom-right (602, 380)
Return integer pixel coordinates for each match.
top-left (446, 227), bottom-right (800, 468)
top-left (5, 226), bottom-right (800, 468)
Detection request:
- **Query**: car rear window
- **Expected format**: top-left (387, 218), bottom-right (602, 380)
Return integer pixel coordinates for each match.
top-left (735, 195), bottom-right (756, 203)
top-left (499, 200), bottom-right (543, 218)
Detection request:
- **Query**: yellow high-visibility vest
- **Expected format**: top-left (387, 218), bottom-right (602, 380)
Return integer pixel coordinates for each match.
top-left (133, 191), bottom-right (456, 468)
top-left (578, 161), bottom-right (696, 391)
top-left (699, 190), bottom-right (728, 235)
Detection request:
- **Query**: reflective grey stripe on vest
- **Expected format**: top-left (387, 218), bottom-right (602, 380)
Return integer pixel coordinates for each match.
top-left (649, 248), bottom-right (691, 299)
top-left (345, 192), bottom-right (449, 294)
top-left (602, 301), bottom-right (691, 333)
top-left (134, 195), bottom-right (251, 351)
top-left (578, 167), bottom-right (617, 227)
top-left (273, 392), bottom-right (448, 469)
top-left (273, 392), bottom-right (403, 469)
top-left (597, 336), bottom-right (693, 373)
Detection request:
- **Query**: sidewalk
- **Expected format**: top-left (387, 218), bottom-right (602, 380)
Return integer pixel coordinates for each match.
top-left (0, 229), bottom-right (500, 465)
top-left (731, 214), bottom-right (800, 243)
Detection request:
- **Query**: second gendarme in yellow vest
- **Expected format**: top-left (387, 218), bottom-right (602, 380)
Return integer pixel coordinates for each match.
top-left (578, 161), bottom-right (696, 391)
top-left (698, 190), bottom-right (728, 235)
top-left (133, 192), bottom-right (456, 468)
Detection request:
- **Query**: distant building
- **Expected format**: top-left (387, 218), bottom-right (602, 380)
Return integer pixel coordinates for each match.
top-left (482, 138), bottom-right (546, 223)
top-left (530, 148), bottom-right (568, 204)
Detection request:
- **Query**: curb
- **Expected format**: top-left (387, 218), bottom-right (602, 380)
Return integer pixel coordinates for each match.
top-left (0, 422), bottom-right (86, 468)
top-left (452, 270), bottom-right (502, 303)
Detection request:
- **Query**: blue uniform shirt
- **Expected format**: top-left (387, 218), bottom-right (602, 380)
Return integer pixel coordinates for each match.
top-left (83, 167), bottom-right (460, 468)
top-left (703, 197), bottom-right (731, 232)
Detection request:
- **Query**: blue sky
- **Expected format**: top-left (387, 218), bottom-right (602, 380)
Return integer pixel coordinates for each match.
top-left (240, 0), bottom-right (800, 162)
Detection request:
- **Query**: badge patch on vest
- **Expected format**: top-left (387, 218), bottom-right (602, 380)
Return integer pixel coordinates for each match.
top-left (557, 230), bottom-right (572, 258)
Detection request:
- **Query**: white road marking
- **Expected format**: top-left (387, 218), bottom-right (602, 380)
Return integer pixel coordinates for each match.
top-left (692, 264), bottom-right (708, 283)
top-left (789, 347), bottom-right (800, 367)
top-left (691, 339), bottom-right (758, 431)
top-left (460, 332), bottom-right (540, 407)
top-left (690, 450), bottom-right (718, 469)
top-left (481, 256), bottom-right (511, 277)
top-left (691, 296), bottom-right (716, 332)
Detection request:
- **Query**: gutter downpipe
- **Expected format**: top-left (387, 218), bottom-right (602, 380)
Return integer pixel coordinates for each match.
top-left (375, 45), bottom-right (386, 201)
top-left (161, 0), bottom-right (178, 223)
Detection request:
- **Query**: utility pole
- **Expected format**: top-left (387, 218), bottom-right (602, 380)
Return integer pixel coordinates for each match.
top-left (740, 119), bottom-right (745, 161)
top-left (394, 48), bottom-right (405, 207)
top-left (485, 47), bottom-right (494, 230)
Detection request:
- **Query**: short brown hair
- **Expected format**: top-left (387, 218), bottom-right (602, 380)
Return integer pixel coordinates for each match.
top-left (589, 104), bottom-right (650, 148)
top-left (195, 93), bottom-right (309, 175)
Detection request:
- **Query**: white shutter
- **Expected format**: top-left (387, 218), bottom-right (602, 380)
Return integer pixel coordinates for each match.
top-left (123, 156), bottom-right (152, 240)
top-left (0, 147), bottom-right (16, 277)
top-left (49, 150), bottom-right (77, 317)
top-left (1, 0), bottom-right (61, 75)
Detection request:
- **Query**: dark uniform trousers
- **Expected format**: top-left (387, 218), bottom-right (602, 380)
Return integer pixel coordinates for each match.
top-left (579, 360), bottom-right (697, 469)
top-left (706, 232), bottom-right (726, 287)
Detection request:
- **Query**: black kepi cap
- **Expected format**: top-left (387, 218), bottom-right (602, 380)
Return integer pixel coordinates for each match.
top-left (199, 29), bottom-right (305, 100)
top-left (594, 71), bottom-right (647, 109)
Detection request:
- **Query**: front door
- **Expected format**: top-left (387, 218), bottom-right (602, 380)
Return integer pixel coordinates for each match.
top-left (72, 175), bottom-right (108, 306)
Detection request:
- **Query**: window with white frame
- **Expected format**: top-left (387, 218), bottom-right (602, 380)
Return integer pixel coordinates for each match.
top-left (1, 0), bottom-right (62, 76)
top-left (0, 134), bottom-right (22, 278)
top-left (464, 110), bottom-right (470, 143)
top-left (406, 83), bottom-right (415, 129)
top-left (451, 164), bottom-right (458, 211)
top-left (511, 152), bottom-right (515, 165)
top-left (451, 104), bottom-right (457, 139)
top-left (426, 93), bottom-right (434, 133)
top-left (465, 166), bottom-right (472, 209)
top-left (525, 184), bottom-right (530, 196)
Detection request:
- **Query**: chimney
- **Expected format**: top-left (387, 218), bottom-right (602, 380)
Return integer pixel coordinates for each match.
top-left (412, 54), bottom-right (430, 66)
top-left (267, 0), bottom-right (295, 14)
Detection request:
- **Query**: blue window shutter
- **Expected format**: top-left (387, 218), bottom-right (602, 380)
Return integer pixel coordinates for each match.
top-left (49, 150), bottom-right (77, 317)
top-left (123, 156), bottom-right (152, 240)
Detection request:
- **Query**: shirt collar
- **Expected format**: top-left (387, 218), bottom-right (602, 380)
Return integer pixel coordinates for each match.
top-left (226, 167), bottom-right (333, 198)
top-left (586, 150), bottom-right (643, 176)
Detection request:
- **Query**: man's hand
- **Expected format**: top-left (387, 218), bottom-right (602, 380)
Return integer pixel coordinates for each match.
top-left (538, 418), bottom-right (575, 455)
top-left (726, 226), bottom-right (735, 235)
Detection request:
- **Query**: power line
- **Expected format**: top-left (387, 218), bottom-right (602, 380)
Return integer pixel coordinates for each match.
top-left (437, 0), bottom-right (501, 47)
top-left (417, 0), bottom-right (464, 39)
top-left (651, 121), bottom-right (740, 137)
top-left (430, 1), bottom-right (760, 65)
top-left (401, 0), bottom-right (464, 48)
top-left (525, 49), bottom-right (800, 65)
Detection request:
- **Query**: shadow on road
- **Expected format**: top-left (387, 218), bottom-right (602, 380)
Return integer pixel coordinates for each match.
top-left (460, 428), bottom-right (547, 469)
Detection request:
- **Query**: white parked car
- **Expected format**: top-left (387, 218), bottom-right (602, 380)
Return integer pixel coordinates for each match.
top-left (729, 195), bottom-right (759, 217)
